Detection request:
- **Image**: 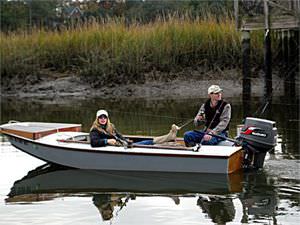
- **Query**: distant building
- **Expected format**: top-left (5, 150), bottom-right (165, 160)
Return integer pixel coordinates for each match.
top-left (63, 6), bottom-right (83, 19)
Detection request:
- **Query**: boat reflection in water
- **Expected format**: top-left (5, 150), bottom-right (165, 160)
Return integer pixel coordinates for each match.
top-left (239, 171), bottom-right (278, 224)
top-left (92, 194), bottom-right (136, 221)
top-left (6, 164), bottom-right (280, 223)
top-left (196, 170), bottom-right (279, 224)
top-left (6, 163), bottom-right (243, 196)
top-left (197, 195), bottom-right (236, 224)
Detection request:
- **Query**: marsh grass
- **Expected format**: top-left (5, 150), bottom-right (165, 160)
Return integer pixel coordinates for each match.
top-left (0, 15), bottom-right (267, 83)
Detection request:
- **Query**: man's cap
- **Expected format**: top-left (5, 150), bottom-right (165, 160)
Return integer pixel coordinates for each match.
top-left (208, 85), bottom-right (223, 94)
top-left (96, 109), bottom-right (108, 118)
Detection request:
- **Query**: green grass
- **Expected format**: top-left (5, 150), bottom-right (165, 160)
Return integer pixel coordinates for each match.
top-left (0, 16), bottom-right (267, 83)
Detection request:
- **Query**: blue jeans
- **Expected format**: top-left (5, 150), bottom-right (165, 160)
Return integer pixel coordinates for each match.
top-left (135, 140), bottom-right (154, 145)
top-left (184, 130), bottom-right (228, 146)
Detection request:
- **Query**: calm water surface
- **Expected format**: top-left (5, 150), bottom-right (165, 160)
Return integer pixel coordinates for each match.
top-left (0, 96), bottom-right (299, 225)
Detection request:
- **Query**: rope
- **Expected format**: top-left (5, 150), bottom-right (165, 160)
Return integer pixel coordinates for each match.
top-left (178, 118), bottom-right (194, 130)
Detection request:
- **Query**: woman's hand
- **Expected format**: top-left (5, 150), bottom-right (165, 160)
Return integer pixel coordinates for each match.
top-left (107, 139), bottom-right (117, 145)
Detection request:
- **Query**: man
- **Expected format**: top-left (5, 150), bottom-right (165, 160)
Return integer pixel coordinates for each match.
top-left (184, 85), bottom-right (231, 146)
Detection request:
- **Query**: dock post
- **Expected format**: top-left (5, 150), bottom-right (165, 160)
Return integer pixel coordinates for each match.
top-left (282, 30), bottom-right (289, 96)
top-left (242, 31), bottom-right (251, 117)
top-left (264, 29), bottom-right (272, 99)
top-left (284, 30), bottom-right (298, 97)
top-left (263, 0), bottom-right (272, 117)
top-left (289, 30), bottom-right (299, 97)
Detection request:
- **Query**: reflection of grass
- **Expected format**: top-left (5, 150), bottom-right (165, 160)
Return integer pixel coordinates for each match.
top-left (0, 16), bottom-right (266, 81)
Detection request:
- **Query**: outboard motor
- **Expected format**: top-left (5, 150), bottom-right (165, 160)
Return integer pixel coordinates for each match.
top-left (237, 117), bottom-right (277, 170)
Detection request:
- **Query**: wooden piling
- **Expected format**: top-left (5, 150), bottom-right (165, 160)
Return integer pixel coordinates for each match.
top-left (264, 29), bottom-right (272, 99)
top-left (242, 31), bottom-right (251, 117)
top-left (284, 30), bottom-right (299, 96)
top-left (283, 31), bottom-right (291, 96)
top-left (263, 0), bottom-right (273, 100)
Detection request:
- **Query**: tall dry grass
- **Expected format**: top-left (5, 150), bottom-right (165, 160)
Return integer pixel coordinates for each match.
top-left (0, 15), bottom-right (266, 83)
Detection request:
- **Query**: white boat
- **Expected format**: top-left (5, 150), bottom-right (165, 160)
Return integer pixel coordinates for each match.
top-left (0, 118), bottom-right (277, 174)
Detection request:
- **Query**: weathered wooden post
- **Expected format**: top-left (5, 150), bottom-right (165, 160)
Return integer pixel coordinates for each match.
top-left (236, 0), bottom-right (252, 117)
top-left (264, 0), bottom-right (273, 100)
top-left (289, 30), bottom-right (299, 97)
top-left (283, 31), bottom-right (291, 96)
top-left (242, 31), bottom-right (251, 117)
top-left (283, 30), bottom-right (298, 97)
top-left (264, 30), bottom-right (272, 98)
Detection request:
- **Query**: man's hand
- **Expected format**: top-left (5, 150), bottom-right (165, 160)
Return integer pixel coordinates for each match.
top-left (195, 115), bottom-right (204, 121)
top-left (194, 115), bottom-right (205, 126)
top-left (206, 129), bottom-right (216, 135)
top-left (203, 129), bottom-right (216, 142)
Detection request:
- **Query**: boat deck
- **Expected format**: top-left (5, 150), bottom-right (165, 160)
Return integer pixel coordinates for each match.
top-left (0, 122), bottom-right (81, 140)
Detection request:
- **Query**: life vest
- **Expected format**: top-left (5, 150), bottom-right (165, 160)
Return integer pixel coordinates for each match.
top-left (204, 99), bottom-right (229, 131)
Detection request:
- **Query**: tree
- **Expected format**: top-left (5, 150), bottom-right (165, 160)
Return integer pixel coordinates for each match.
top-left (1, 1), bottom-right (28, 31)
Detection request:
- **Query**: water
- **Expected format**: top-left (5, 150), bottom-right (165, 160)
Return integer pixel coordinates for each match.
top-left (0, 96), bottom-right (299, 225)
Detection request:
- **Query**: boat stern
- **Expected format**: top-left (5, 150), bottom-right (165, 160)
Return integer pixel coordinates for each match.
top-left (227, 148), bottom-right (244, 174)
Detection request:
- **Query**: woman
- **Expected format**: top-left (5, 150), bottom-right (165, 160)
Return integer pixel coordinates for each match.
top-left (90, 109), bottom-right (125, 147)
top-left (90, 109), bottom-right (179, 147)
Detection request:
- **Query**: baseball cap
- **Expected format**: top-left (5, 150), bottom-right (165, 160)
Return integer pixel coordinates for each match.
top-left (208, 85), bottom-right (223, 94)
top-left (96, 109), bottom-right (108, 118)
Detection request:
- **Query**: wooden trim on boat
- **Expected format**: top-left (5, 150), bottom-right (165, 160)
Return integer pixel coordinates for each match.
top-left (0, 123), bottom-right (81, 140)
top-left (1, 129), bottom-right (36, 140)
top-left (57, 139), bottom-right (90, 144)
top-left (131, 144), bottom-right (190, 151)
top-left (227, 149), bottom-right (244, 174)
top-left (56, 139), bottom-right (191, 151)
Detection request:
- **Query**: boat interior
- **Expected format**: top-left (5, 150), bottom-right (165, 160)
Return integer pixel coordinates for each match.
top-left (59, 133), bottom-right (235, 148)
top-left (59, 133), bottom-right (191, 150)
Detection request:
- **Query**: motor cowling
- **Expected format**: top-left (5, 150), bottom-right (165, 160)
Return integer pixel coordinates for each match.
top-left (237, 117), bottom-right (277, 169)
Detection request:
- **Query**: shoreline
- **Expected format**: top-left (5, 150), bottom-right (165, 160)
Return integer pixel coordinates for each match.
top-left (1, 68), bottom-right (286, 100)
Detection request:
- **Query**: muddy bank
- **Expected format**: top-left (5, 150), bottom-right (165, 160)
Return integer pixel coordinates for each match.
top-left (1, 68), bottom-right (285, 100)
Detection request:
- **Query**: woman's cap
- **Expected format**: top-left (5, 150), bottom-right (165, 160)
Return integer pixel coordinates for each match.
top-left (208, 85), bottom-right (223, 94)
top-left (97, 109), bottom-right (108, 118)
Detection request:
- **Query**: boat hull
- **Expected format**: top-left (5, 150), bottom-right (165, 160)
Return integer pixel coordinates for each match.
top-left (7, 134), bottom-right (243, 174)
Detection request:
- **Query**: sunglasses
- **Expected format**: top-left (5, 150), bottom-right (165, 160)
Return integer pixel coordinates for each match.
top-left (98, 115), bottom-right (108, 119)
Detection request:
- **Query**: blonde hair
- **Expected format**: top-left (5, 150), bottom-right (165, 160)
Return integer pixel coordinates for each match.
top-left (90, 116), bottom-right (116, 136)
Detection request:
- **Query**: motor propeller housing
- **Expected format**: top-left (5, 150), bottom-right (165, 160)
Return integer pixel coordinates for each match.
top-left (237, 117), bottom-right (278, 169)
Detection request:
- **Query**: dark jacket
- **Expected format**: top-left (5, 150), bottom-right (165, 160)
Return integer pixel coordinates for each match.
top-left (204, 99), bottom-right (230, 132)
top-left (90, 128), bottom-right (124, 147)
